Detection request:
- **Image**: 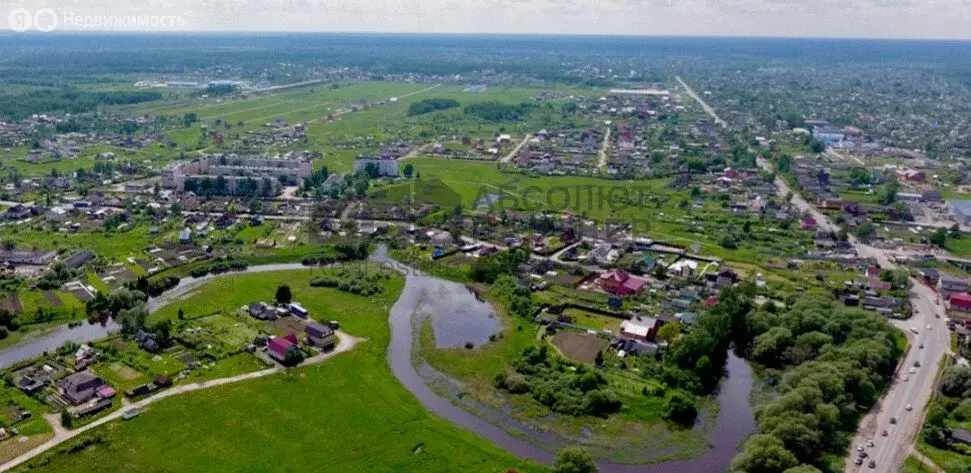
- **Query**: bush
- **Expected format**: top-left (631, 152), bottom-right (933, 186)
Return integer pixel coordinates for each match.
top-left (662, 391), bottom-right (698, 425)
top-left (496, 345), bottom-right (621, 417)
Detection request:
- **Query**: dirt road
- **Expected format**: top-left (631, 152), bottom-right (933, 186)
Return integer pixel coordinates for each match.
top-left (0, 331), bottom-right (362, 472)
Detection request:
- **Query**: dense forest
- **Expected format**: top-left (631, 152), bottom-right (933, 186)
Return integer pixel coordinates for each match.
top-left (0, 88), bottom-right (161, 120)
top-left (729, 293), bottom-right (903, 473)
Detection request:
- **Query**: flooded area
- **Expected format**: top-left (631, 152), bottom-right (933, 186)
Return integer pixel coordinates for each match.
top-left (413, 281), bottom-right (501, 348)
top-left (0, 262), bottom-right (307, 369)
top-left (1, 247), bottom-right (756, 471)
top-left (0, 319), bottom-right (119, 369)
top-left (372, 243), bottom-right (757, 471)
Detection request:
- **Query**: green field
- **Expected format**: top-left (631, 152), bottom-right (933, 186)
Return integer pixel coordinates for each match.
top-left (22, 268), bottom-right (545, 473)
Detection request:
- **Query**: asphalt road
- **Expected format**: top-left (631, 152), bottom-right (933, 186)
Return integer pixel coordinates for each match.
top-left (753, 156), bottom-right (950, 473)
top-left (844, 264), bottom-right (950, 473)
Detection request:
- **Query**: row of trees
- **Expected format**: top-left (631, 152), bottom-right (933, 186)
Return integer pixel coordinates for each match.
top-left (729, 293), bottom-right (902, 473)
top-left (406, 98), bottom-right (460, 116)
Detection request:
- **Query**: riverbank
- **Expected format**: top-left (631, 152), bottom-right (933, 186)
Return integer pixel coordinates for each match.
top-left (2, 265), bottom-right (545, 473)
top-left (372, 245), bottom-right (757, 473)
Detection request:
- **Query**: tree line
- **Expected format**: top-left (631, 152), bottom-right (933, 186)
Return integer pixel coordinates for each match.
top-left (729, 293), bottom-right (902, 473)
top-left (406, 98), bottom-right (459, 116)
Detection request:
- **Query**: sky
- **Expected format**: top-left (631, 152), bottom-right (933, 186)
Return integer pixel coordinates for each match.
top-left (2, 0), bottom-right (971, 39)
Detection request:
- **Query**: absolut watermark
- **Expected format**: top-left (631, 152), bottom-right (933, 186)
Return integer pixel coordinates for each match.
top-left (7, 8), bottom-right (185, 32)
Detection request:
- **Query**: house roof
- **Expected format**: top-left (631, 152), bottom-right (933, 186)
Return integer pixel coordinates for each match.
top-left (59, 370), bottom-right (103, 390)
top-left (306, 322), bottom-right (333, 338)
top-left (268, 337), bottom-right (295, 356)
top-left (952, 293), bottom-right (971, 306)
top-left (600, 269), bottom-right (631, 283)
top-left (621, 276), bottom-right (645, 292)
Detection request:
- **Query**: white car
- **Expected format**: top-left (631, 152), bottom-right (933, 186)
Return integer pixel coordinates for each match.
top-left (905, 404), bottom-right (913, 411)
top-left (909, 368), bottom-right (916, 373)
top-left (927, 324), bottom-right (932, 330)
top-left (910, 327), bottom-right (919, 334)
top-left (903, 375), bottom-right (910, 381)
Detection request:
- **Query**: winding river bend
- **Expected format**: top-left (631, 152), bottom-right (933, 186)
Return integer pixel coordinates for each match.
top-left (371, 245), bottom-right (757, 472)
top-left (0, 248), bottom-right (755, 471)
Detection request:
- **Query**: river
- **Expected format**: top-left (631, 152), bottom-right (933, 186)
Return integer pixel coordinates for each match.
top-left (371, 244), bottom-right (757, 472)
top-left (0, 263), bottom-right (307, 369)
top-left (0, 249), bottom-right (756, 471)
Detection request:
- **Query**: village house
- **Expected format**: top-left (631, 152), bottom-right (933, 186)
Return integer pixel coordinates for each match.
top-left (939, 276), bottom-right (970, 301)
top-left (949, 293), bottom-right (971, 315)
top-left (267, 334), bottom-right (299, 362)
top-left (619, 316), bottom-right (659, 342)
top-left (58, 370), bottom-right (108, 405)
top-left (599, 269), bottom-right (646, 296)
top-left (305, 322), bottom-right (335, 348)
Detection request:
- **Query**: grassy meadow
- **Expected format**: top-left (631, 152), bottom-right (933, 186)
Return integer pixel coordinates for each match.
top-left (18, 267), bottom-right (546, 473)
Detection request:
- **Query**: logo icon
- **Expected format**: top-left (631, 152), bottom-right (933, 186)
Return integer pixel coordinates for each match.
top-left (7, 8), bottom-right (32, 32)
top-left (7, 8), bottom-right (57, 32)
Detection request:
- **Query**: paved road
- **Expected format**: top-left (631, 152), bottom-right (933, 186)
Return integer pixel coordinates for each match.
top-left (753, 156), bottom-right (951, 473)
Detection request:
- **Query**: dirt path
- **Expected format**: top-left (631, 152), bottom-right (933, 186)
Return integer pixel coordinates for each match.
top-left (676, 76), bottom-right (726, 128)
top-left (597, 127), bottom-right (611, 171)
top-left (500, 135), bottom-right (532, 163)
top-left (0, 331), bottom-right (363, 472)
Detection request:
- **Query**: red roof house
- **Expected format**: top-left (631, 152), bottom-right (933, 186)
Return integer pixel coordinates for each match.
top-left (800, 217), bottom-right (817, 231)
top-left (951, 293), bottom-right (971, 312)
top-left (599, 269), bottom-right (645, 296)
top-left (268, 337), bottom-right (295, 362)
top-left (866, 278), bottom-right (892, 292)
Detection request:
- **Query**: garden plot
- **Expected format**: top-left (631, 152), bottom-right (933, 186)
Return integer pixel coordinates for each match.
top-left (551, 332), bottom-right (609, 365)
top-left (0, 294), bottom-right (22, 314)
top-left (99, 264), bottom-right (138, 290)
top-left (195, 314), bottom-right (264, 347)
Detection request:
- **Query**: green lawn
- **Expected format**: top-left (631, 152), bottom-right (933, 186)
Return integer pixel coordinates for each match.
top-left (916, 441), bottom-right (971, 473)
top-left (22, 267), bottom-right (545, 473)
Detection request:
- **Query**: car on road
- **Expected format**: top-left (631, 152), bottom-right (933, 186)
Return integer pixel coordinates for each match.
top-left (905, 404), bottom-right (913, 411)
top-left (909, 367), bottom-right (916, 373)
top-left (856, 445), bottom-right (864, 452)
top-left (854, 458), bottom-right (863, 465)
top-left (859, 451), bottom-right (868, 458)
top-left (890, 417), bottom-right (897, 424)
top-left (919, 343), bottom-right (924, 349)
top-left (927, 324), bottom-right (933, 330)
top-left (914, 360), bottom-right (921, 367)
top-left (910, 327), bottom-right (919, 334)
top-left (867, 440), bottom-right (874, 447)
top-left (881, 430), bottom-right (888, 437)
top-left (869, 460), bottom-right (876, 468)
